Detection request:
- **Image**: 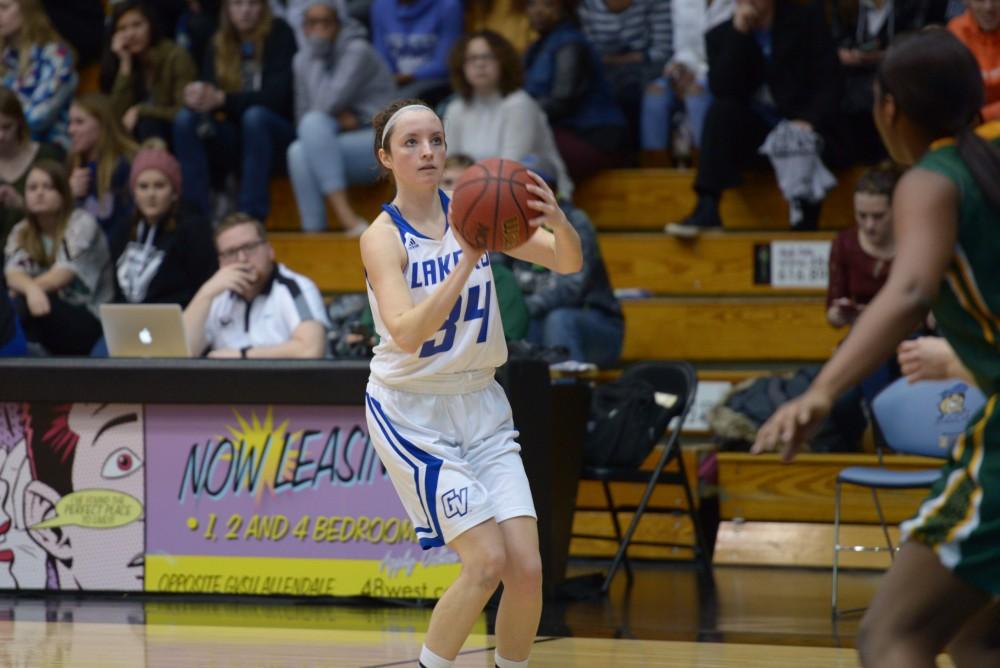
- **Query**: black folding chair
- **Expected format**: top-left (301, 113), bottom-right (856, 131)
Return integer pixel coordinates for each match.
top-left (572, 361), bottom-right (713, 594)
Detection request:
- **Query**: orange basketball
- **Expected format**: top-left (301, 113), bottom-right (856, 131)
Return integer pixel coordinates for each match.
top-left (450, 158), bottom-right (537, 252)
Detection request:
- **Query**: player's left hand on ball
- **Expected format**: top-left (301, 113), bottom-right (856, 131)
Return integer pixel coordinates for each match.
top-left (525, 171), bottom-right (568, 229)
top-left (449, 201), bottom-right (486, 257)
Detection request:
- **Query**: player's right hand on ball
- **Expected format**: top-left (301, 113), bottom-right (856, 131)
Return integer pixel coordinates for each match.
top-left (525, 171), bottom-right (569, 230)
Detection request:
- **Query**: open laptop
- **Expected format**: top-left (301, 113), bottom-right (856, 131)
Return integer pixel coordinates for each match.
top-left (100, 304), bottom-right (192, 358)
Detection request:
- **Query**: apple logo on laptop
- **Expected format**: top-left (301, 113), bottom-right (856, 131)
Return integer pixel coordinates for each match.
top-left (138, 328), bottom-right (153, 345)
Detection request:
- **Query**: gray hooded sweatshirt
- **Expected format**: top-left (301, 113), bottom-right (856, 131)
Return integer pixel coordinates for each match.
top-left (292, 3), bottom-right (396, 125)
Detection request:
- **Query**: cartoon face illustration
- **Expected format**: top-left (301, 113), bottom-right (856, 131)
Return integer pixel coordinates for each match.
top-left (23, 403), bottom-right (145, 591)
top-left (938, 386), bottom-right (968, 416)
top-left (0, 439), bottom-right (48, 590)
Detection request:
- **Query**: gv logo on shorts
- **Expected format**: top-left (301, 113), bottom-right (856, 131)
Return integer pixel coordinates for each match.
top-left (442, 487), bottom-right (469, 518)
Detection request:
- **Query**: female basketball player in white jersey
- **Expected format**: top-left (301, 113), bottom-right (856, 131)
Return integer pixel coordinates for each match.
top-left (360, 98), bottom-right (583, 668)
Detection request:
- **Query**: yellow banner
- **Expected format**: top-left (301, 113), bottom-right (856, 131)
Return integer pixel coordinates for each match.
top-left (147, 555), bottom-right (460, 599)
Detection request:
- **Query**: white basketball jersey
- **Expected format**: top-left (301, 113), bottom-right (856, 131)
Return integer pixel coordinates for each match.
top-left (367, 191), bottom-right (507, 391)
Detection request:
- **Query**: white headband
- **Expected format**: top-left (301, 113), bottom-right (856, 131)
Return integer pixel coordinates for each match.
top-left (380, 104), bottom-right (435, 148)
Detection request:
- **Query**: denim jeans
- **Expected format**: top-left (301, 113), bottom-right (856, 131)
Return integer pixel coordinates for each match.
top-left (286, 111), bottom-right (380, 231)
top-left (173, 105), bottom-right (295, 220)
top-left (528, 306), bottom-right (625, 368)
top-left (0, 301), bottom-right (26, 357)
top-left (640, 77), bottom-right (712, 151)
top-left (90, 335), bottom-right (109, 358)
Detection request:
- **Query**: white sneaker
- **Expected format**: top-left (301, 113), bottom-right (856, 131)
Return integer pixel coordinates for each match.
top-left (664, 221), bottom-right (703, 238)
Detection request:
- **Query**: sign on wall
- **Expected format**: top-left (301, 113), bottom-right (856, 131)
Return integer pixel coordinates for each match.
top-left (0, 402), bottom-right (459, 597)
top-left (753, 240), bottom-right (832, 288)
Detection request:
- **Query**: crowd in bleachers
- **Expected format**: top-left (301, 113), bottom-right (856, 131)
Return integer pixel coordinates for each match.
top-left (1, 0), bottom-right (998, 363)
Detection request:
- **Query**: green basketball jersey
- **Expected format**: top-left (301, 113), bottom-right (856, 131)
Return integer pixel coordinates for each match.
top-left (916, 122), bottom-right (1000, 395)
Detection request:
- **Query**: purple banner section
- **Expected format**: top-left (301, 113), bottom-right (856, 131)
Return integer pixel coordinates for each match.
top-left (146, 404), bottom-right (440, 562)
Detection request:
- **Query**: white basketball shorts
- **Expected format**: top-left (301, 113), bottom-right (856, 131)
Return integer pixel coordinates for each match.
top-left (364, 380), bottom-right (537, 549)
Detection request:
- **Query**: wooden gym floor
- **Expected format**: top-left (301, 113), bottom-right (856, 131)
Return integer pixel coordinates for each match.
top-left (0, 563), bottom-right (951, 668)
top-left (0, 562), bottom-right (956, 667)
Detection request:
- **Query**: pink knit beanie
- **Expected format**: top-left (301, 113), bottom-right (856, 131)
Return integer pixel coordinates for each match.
top-left (129, 148), bottom-right (183, 194)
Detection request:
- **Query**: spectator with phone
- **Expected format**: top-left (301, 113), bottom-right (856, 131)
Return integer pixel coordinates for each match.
top-left (826, 164), bottom-right (902, 330)
top-left (820, 163), bottom-right (907, 450)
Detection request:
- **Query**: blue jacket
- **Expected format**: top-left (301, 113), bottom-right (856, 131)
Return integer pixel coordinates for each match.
top-left (370, 0), bottom-right (463, 80)
top-left (524, 21), bottom-right (625, 133)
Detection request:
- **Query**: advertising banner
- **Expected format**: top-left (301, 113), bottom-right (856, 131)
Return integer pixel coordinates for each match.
top-left (0, 402), bottom-right (459, 598)
top-left (145, 404), bottom-right (459, 598)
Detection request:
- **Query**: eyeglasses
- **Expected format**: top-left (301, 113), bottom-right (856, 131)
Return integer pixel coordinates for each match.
top-left (304, 17), bottom-right (337, 29)
top-left (464, 54), bottom-right (497, 65)
top-left (218, 239), bottom-right (265, 262)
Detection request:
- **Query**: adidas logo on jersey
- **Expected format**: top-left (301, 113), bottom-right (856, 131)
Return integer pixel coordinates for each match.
top-left (407, 237), bottom-right (419, 249)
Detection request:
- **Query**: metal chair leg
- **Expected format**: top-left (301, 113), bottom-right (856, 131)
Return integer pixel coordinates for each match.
top-left (601, 479), bottom-right (632, 582)
top-left (676, 452), bottom-right (712, 575)
top-left (601, 442), bottom-right (677, 594)
top-left (871, 487), bottom-right (895, 561)
top-left (832, 480), bottom-right (842, 617)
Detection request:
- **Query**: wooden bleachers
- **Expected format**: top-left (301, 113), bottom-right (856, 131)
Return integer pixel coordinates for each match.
top-left (572, 168), bottom-right (861, 231)
top-left (269, 230), bottom-right (842, 363)
top-left (266, 167), bottom-right (862, 233)
top-left (713, 453), bottom-right (937, 568)
top-left (270, 230), bottom-right (833, 297)
top-left (599, 231), bottom-right (831, 296)
top-left (620, 298), bottom-right (838, 362)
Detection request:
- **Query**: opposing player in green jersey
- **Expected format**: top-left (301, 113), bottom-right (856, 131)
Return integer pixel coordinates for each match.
top-left (752, 29), bottom-right (1000, 667)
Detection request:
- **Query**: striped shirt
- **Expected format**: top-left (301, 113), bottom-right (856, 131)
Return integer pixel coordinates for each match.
top-left (578, 0), bottom-right (673, 70)
top-left (202, 262), bottom-right (330, 354)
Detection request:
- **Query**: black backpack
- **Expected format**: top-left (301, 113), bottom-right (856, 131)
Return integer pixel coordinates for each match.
top-left (583, 378), bottom-right (669, 468)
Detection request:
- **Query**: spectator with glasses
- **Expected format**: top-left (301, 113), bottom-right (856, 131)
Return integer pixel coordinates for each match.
top-left (183, 212), bottom-right (330, 358)
top-left (443, 29), bottom-right (573, 199)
